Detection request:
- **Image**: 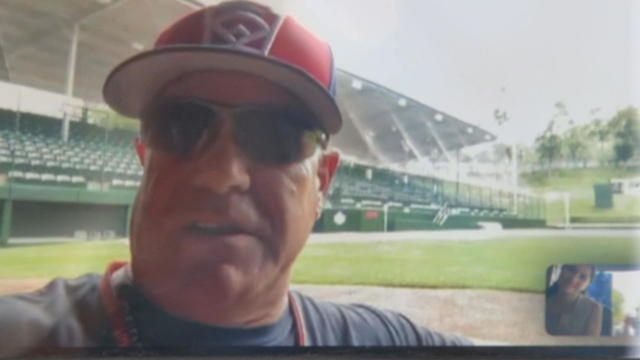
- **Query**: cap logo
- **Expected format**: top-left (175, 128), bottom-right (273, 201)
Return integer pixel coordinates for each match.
top-left (205, 6), bottom-right (277, 53)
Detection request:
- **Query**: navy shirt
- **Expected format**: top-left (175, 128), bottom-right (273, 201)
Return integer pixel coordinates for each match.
top-left (0, 274), bottom-right (471, 356)
top-left (119, 282), bottom-right (297, 347)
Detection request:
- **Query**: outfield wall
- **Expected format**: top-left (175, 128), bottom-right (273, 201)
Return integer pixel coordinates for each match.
top-left (0, 182), bottom-right (546, 246)
top-left (313, 208), bottom-right (545, 233)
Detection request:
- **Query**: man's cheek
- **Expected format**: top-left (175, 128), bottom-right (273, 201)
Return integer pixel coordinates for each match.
top-left (141, 159), bottom-right (181, 218)
top-left (286, 159), bottom-right (316, 191)
top-left (280, 164), bottom-right (320, 235)
top-left (285, 164), bottom-right (317, 209)
top-left (255, 167), bottom-right (312, 226)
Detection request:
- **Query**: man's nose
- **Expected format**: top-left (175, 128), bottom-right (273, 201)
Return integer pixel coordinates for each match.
top-left (190, 128), bottom-right (251, 194)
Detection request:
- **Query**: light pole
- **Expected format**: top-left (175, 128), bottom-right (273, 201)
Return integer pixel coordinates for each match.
top-left (511, 143), bottom-right (518, 214)
top-left (494, 86), bottom-right (519, 216)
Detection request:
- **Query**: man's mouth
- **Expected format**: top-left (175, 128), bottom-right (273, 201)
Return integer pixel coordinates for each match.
top-left (187, 222), bottom-right (248, 237)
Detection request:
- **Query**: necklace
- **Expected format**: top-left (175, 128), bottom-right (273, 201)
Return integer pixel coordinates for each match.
top-left (99, 261), bottom-right (307, 347)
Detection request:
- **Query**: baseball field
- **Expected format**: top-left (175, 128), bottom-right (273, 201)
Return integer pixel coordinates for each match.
top-left (0, 229), bottom-right (637, 345)
top-left (1, 229), bottom-right (637, 291)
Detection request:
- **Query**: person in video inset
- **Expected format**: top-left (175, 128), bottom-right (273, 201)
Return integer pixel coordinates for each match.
top-left (545, 264), bottom-right (603, 336)
top-left (0, 1), bottom-right (470, 355)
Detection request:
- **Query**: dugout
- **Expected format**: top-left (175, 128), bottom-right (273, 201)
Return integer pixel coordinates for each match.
top-left (0, 183), bottom-right (135, 246)
top-left (9, 201), bottom-right (127, 238)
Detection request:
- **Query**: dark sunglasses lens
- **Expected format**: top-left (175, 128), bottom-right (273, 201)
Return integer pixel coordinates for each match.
top-left (147, 101), bottom-right (215, 157)
top-left (234, 108), bottom-right (317, 165)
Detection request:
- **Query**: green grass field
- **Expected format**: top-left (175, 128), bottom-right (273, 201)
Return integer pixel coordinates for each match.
top-left (546, 195), bottom-right (640, 224)
top-left (1, 234), bottom-right (637, 292)
top-left (521, 166), bottom-right (640, 224)
top-left (521, 166), bottom-right (640, 191)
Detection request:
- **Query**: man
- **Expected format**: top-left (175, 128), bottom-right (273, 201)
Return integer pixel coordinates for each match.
top-left (0, 1), bottom-right (469, 355)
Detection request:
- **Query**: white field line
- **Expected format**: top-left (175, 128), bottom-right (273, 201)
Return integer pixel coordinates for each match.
top-left (308, 228), bottom-right (640, 244)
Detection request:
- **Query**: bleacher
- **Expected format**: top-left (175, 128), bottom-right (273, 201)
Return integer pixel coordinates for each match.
top-left (0, 109), bottom-right (544, 226)
top-left (0, 109), bottom-right (141, 190)
top-left (328, 160), bottom-right (516, 218)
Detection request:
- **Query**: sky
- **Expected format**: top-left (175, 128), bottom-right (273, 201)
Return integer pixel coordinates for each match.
top-left (613, 270), bottom-right (640, 315)
top-left (203, 0), bottom-right (639, 145)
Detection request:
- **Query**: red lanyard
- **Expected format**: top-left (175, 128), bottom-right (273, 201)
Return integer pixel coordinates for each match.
top-left (99, 261), bottom-right (307, 347)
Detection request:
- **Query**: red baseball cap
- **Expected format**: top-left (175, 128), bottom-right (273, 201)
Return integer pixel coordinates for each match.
top-left (103, 0), bottom-right (342, 134)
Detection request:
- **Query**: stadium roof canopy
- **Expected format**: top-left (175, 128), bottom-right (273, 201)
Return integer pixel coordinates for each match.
top-left (333, 71), bottom-right (495, 166)
top-left (0, 0), bottom-right (199, 100)
top-left (0, 0), bottom-right (495, 167)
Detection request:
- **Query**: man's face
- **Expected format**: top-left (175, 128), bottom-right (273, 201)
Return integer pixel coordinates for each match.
top-left (129, 71), bottom-right (338, 309)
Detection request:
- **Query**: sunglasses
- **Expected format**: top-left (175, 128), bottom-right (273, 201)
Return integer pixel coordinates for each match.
top-left (141, 98), bottom-right (328, 165)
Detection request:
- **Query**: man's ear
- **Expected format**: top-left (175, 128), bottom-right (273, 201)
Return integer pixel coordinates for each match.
top-left (135, 137), bottom-right (146, 165)
top-left (317, 149), bottom-right (340, 194)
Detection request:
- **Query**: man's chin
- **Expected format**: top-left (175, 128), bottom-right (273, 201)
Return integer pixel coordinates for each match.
top-left (136, 260), bottom-right (270, 308)
top-left (131, 231), bottom-right (277, 304)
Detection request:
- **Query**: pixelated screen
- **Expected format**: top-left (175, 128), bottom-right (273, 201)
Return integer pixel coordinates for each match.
top-left (0, 0), bottom-right (638, 357)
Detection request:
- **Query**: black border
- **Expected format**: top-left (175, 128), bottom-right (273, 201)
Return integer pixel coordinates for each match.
top-left (19, 346), bottom-right (637, 359)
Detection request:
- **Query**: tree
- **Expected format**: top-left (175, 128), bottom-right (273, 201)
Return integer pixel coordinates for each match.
top-left (535, 133), bottom-right (563, 171)
top-left (609, 107), bottom-right (640, 166)
top-left (543, 101), bottom-right (573, 135)
top-left (589, 119), bottom-right (608, 147)
top-left (587, 119), bottom-right (610, 165)
top-left (564, 126), bottom-right (590, 167)
top-left (533, 102), bottom-right (572, 171)
top-left (614, 142), bottom-right (634, 165)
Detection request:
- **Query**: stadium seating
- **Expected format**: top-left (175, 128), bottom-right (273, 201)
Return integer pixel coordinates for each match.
top-left (0, 109), bottom-right (540, 220)
top-left (327, 159), bottom-right (513, 217)
top-left (0, 110), bottom-right (141, 189)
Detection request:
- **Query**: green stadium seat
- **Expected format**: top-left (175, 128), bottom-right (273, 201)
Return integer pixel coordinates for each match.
top-left (7, 170), bottom-right (24, 182)
top-left (111, 178), bottom-right (125, 188)
top-left (41, 173), bottom-right (56, 184)
top-left (71, 175), bottom-right (86, 184)
top-left (13, 157), bottom-right (27, 165)
top-left (124, 180), bottom-right (138, 188)
top-left (56, 174), bottom-right (72, 184)
top-left (24, 171), bottom-right (40, 182)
